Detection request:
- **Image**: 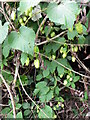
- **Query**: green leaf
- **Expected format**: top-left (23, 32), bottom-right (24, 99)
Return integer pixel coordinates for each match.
top-left (21, 52), bottom-right (27, 66)
top-left (57, 37), bottom-right (66, 43)
top-left (15, 95), bottom-right (19, 103)
top-left (39, 95), bottom-right (46, 102)
top-left (44, 26), bottom-right (52, 37)
top-left (3, 37), bottom-right (11, 58)
top-left (17, 75), bottom-right (28, 86)
top-left (16, 103), bottom-right (22, 110)
top-left (36, 81), bottom-right (47, 89)
top-left (39, 86), bottom-right (49, 95)
top-left (7, 113), bottom-right (13, 118)
top-left (59, 97), bottom-right (64, 103)
top-left (2, 59), bottom-right (8, 67)
top-left (72, 108), bottom-right (78, 115)
top-left (84, 91), bottom-right (88, 100)
top-left (85, 10), bottom-right (90, 28)
top-left (0, 21), bottom-right (8, 44)
top-left (24, 110), bottom-right (31, 116)
top-left (16, 111), bottom-right (23, 118)
top-left (55, 86), bottom-right (60, 95)
top-left (78, 35), bottom-right (86, 44)
top-left (3, 36), bottom-right (11, 58)
top-left (46, 90), bottom-right (53, 102)
top-left (44, 37), bottom-right (65, 53)
top-left (38, 105), bottom-right (53, 118)
top-left (82, 25), bottom-right (88, 35)
top-left (57, 58), bottom-right (72, 69)
top-left (43, 68), bottom-right (50, 77)
top-left (36, 74), bottom-right (43, 81)
top-left (71, 82), bottom-right (75, 89)
top-left (73, 76), bottom-right (80, 83)
top-left (3, 47), bottom-right (10, 58)
top-left (34, 89), bottom-right (40, 95)
top-left (67, 30), bottom-right (78, 40)
top-left (50, 61), bottom-right (57, 74)
top-left (44, 60), bottom-right (57, 74)
top-left (8, 26), bottom-right (35, 56)
top-left (52, 37), bottom-right (66, 53)
top-left (19, 0), bottom-right (42, 14)
top-left (1, 107), bottom-right (10, 114)
top-left (39, 89), bottom-right (53, 103)
top-left (44, 43), bottom-right (52, 53)
top-left (55, 96), bottom-right (64, 102)
top-left (57, 65), bottom-right (64, 76)
top-left (53, 44), bottom-right (60, 53)
top-left (47, 1), bottom-right (80, 28)
top-left (1, 71), bottom-right (13, 84)
top-left (66, 82), bottom-right (71, 87)
top-left (22, 102), bottom-right (30, 109)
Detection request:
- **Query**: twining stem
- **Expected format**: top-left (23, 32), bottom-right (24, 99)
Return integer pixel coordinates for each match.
top-left (0, 74), bottom-right (16, 118)
top-left (38, 52), bottom-right (90, 79)
top-left (25, 8), bottom-right (47, 26)
top-left (18, 73), bottom-right (50, 118)
top-left (35, 15), bottom-right (48, 40)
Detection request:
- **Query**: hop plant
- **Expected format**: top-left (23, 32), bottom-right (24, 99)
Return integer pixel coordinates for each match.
top-left (23, 16), bottom-right (27, 22)
top-left (11, 11), bottom-right (16, 21)
top-left (34, 59), bottom-right (40, 69)
top-left (75, 22), bottom-right (83, 34)
top-left (25, 57), bottom-right (29, 66)
top-left (62, 52), bottom-right (67, 58)
top-left (50, 31), bottom-right (55, 38)
top-left (64, 80), bottom-right (67, 85)
top-left (19, 18), bottom-right (23, 24)
top-left (74, 46), bottom-right (78, 52)
top-left (72, 56), bottom-right (76, 62)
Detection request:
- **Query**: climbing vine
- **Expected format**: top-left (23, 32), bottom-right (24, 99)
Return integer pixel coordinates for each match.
top-left (0, 0), bottom-right (90, 119)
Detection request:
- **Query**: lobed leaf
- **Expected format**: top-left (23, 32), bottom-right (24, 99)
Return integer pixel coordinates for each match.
top-left (0, 21), bottom-right (9, 44)
top-left (8, 26), bottom-right (35, 56)
top-left (47, 1), bottom-right (80, 28)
